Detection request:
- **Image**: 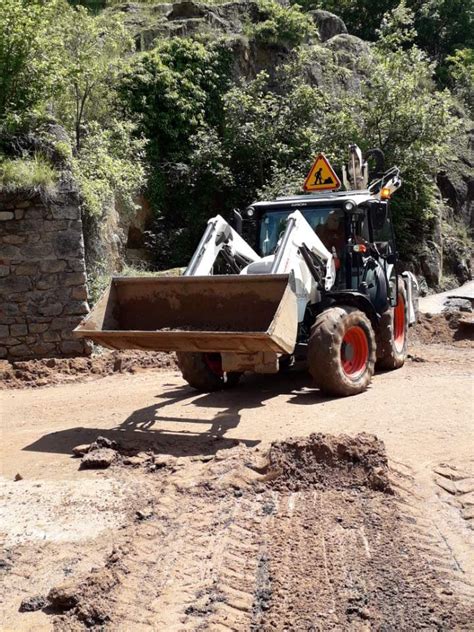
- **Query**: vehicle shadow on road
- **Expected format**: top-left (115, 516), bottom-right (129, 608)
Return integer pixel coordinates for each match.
top-left (22, 370), bottom-right (333, 458)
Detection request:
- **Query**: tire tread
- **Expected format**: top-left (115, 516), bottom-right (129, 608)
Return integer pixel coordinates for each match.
top-left (308, 306), bottom-right (376, 397)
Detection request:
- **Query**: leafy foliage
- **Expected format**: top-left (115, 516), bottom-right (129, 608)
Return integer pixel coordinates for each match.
top-left (119, 37), bottom-right (232, 160)
top-left (295, 0), bottom-right (395, 42)
top-left (0, 0), bottom-right (65, 122)
top-left (72, 121), bottom-right (147, 218)
top-left (447, 48), bottom-right (474, 114)
top-left (0, 0), bottom-right (144, 225)
top-left (413, 0), bottom-right (474, 68)
top-left (119, 37), bottom-right (233, 265)
top-left (55, 5), bottom-right (132, 149)
top-left (295, 0), bottom-right (473, 82)
top-left (248, 0), bottom-right (314, 46)
top-left (356, 44), bottom-right (458, 255)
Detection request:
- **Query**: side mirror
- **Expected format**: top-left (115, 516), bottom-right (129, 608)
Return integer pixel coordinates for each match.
top-left (370, 201), bottom-right (388, 231)
top-left (231, 209), bottom-right (243, 235)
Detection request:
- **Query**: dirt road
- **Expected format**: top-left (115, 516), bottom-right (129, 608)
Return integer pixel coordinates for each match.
top-left (419, 280), bottom-right (474, 313)
top-left (1, 342), bottom-right (473, 630)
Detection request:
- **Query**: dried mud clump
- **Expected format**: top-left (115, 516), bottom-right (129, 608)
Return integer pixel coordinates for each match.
top-left (19, 594), bottom-right (47, 612)
top-left (267, 432), bottom-right (392, 493)
top-left (48, 549), bottom-right (123, 627)
top-left (73, 435), bottom-right (172, 473)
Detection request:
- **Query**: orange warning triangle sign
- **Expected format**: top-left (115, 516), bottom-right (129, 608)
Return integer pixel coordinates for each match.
top-left (303, 153), bottom-right (341, 192)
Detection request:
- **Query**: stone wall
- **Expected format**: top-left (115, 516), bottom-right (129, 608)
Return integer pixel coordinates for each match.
top-left (0, 186), bottom-right (91, 360)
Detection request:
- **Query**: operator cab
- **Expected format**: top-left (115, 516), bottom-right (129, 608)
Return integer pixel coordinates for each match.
top-left (259, 206), bottom-right (346, 259)
top-left (244, 192), bottom-right (376, 275)
top-left (240, 190), bottom-right (398, 311)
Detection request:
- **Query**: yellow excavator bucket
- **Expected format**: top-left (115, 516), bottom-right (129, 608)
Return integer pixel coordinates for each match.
top-left (74, 274), bottom-right (298, 355)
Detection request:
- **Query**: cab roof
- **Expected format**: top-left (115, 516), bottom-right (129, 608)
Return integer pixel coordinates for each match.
top-left (252, 189), bottom-right (375, 209)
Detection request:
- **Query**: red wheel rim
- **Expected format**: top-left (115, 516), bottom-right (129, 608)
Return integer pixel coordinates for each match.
top-left (393, 294), bottom-right (406, 353)
top-left (341, 326), bottom-right (369, 379)
top-left (203, 353), bottom-right (223, 377)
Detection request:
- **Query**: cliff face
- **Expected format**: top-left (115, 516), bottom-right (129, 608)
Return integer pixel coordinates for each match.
top-left (100, 1), bottom-right (469, 288)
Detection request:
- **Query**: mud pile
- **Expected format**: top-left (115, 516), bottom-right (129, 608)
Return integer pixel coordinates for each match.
top-left (47, 549), bottom-right (124, 627)
top-left (412, 311), bottom-right (474, 345)
top-left (0, 350), bottom-right (177, 389)
top-left (268, 432), bottom-right (391, 492)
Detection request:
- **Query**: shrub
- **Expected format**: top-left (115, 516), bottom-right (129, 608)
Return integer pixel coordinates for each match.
top-left (72, 120), bottom-right (147, 218)
top-left (118, 36), bottom-right (233, 267)
top-left (249, 0), bottom-right (314, 47)
top-left (447, 48), bottom-right (474, 114)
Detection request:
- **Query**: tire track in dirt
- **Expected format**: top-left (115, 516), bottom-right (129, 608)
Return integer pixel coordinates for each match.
top-left (434, 460), bottom-right (474, 525)
top-left (48, 435), bottom-right (472, 631)
top-left (80, 483), bottom-right (266, 631)
top-left (110, 492), bottom-right (239, 629)
top-left (391, 459), bottom-right (474, 603)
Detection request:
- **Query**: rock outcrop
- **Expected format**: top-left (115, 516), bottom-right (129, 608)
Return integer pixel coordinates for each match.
top-left (309, 9), bottom-right (348, 42)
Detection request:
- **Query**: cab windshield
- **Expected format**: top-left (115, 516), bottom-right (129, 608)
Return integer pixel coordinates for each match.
top-left (259, 206), bottom-right (345, 257)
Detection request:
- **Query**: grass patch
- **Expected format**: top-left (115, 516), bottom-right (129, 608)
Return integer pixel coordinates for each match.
top-left (0, 154), bottom-right (57, 194)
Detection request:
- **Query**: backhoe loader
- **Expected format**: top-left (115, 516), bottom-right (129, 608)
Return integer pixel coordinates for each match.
top-left (75, 145), bottom-right (419, 396)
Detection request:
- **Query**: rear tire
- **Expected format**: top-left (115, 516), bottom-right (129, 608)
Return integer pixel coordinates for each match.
top-left (376, 278), bottom-right (408, 370)
top-left (308, 306), bottom-right (376, 397)
top-left (176, 352), bottom-right (241, 392)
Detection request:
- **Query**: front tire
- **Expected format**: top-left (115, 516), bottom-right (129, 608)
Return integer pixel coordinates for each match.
top-left (176, 352), bottom-right (241, 392)
top-left (308, 306), bottom-right (376, 397)
top-left (376, 277), bottom-right (408, 370)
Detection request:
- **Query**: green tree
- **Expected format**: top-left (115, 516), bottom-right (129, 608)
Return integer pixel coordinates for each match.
top-left (223, 73), bottom-right (326, 205)
top-left (413, 0), bottom-right (474, 68)
top-left (0, 0), bottom-right (65, 123)
top-left (356, 27), bottom-right (459, 255)
top-left (56, 5), bottom-right (132, 150)
top-left (376, 1), bottom-right (416, 50)
top-left (119, 37), bottom-right (231, 161)
top-left (118, 37), bottom-right (233, 266)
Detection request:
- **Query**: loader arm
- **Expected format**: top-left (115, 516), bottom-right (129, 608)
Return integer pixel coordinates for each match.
top-left (271, 210), bottom-right (336, 292)
top-left (184, 214), bottom-right (260, 276)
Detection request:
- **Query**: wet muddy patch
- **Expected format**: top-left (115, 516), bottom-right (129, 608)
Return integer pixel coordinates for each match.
top-left (267, 432), bottom-right (391, 493)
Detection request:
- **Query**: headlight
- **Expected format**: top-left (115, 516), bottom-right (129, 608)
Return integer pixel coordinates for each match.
top-left (246, 207), bottom-right (255, 218)
top-left (344, 201), bottom-right (355, 212)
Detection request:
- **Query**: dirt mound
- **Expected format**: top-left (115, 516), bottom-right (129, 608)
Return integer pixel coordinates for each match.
top-left (268, 432), bottom-right (391, 492)
top-left (412, 311), bottom-right (474, 346)
top-left (0, 349), bottom-right (177, 389)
